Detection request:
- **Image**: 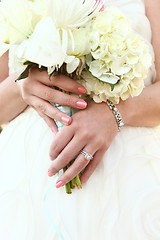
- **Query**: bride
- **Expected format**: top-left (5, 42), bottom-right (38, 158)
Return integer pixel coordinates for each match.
top-left (0, 0), bottom-right (160, 239)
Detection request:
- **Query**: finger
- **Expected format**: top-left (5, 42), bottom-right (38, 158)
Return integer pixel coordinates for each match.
top-left (29, 96), bottom-right (72, 125)
top-left (49, 126), bottom-right (95, 161)
top-left (49, 74), bottom-right (86, 95)
top-left (39, 113), bottom-right (58, 134)
top-left (29, 68), bottom-right (86, 95)
top-left (49, 143), bottom-right (96, 183)
top-left (80, 150), bottom-right (105, 184)
top-left (54, 147), bottom-right (96, 188)
top-left (28, 83), bottom-right (87, 110)
top-left (49, 134), bottom-right (85, 172)
top-left (49, 126), bottom-right (75, 160)
top-left (28, 68), bottom-right (51, 85)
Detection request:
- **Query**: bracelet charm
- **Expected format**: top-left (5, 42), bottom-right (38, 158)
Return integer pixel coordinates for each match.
top-left (106, 100), bottom-right (124, 131)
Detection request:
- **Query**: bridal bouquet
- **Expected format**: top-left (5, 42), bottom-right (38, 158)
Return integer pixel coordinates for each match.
top-left (0, 0), bottom-right (152, 193)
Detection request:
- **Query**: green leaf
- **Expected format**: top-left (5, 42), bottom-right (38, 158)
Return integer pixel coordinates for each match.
top-left (15, 65), bottom-right (32, 81)
top-left (109, 83), bottom-right (116, 91)
top-left (15, 63), bottom-right (47, 81)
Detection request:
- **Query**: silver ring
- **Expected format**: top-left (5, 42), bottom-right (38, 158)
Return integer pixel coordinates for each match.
top-left (80, 150), bottom-right (93, 161)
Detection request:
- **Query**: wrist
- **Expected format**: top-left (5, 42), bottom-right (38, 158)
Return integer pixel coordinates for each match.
top-left (106, 100), bottom-right (124, 131)
top-left (117, 97), bottom-right (138, 127)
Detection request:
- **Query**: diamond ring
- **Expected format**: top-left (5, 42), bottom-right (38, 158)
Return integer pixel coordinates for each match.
top-left (80, 150), bottom-right (93, 161)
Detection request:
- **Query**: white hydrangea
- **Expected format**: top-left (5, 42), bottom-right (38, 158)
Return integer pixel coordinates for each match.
top-left (0, 3), bottom-right (152, 104)
top-left (82, 7), bottom-right (152, 103)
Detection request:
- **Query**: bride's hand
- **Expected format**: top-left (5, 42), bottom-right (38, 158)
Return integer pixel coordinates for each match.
top-left (16, 68), bottom-right (87, 133)
top-left (48, 100), bottom-right (118, 186)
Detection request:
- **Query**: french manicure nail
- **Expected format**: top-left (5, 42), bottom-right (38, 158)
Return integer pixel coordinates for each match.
top-left (56, 180), bottom-right (64, 188)
top-left (76, 101), bottom-right (87, 109)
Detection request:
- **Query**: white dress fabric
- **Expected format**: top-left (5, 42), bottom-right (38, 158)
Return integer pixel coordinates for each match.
top-left (0, 0), bottom-right (160, 239)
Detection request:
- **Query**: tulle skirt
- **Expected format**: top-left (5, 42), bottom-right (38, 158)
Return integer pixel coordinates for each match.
top-left (0, 107), bottom-right (160, 240)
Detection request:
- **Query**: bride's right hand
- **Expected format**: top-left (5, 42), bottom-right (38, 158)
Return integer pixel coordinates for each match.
top-left (16, 68), bottom-right (87, 133)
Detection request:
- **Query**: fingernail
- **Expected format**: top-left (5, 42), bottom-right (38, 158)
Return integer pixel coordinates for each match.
top-left (48, 171), bottom-right (53, 177)
top-left (78, 86), bottom-right (86, 94)
top-left (61, 116), bottom-right (71, 125)
top-left (76, 101), bottom-right (87, 109)
top-left (56, 180), bottom-right (64, 188)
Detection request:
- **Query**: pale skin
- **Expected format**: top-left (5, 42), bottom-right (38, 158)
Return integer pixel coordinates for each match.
top-left (0, 59), bottom-right (87, 129)
top-left (0, 0), bottom-right (160, 188)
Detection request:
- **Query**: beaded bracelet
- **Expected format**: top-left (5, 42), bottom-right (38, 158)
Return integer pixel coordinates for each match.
top-left (106, 100), bottom-right (124, 131)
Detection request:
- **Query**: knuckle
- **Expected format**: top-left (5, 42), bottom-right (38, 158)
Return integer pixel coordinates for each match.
top-left (104, 142), bottom-right (109, 150)
top-left (18, 82), bottom-right (31, 101)
top-left (29, 67), bottom-right (39, 77)
top-left (50, 166), bottom-right (59, 175)
top-left (63, 173), bottom-right (71, 184)
top-left (37, 103), bottom-right (46, 114)
top-left (22, 94), bottom-right (28, 102)
top-left (50, 144), bottom-right (59, 159)
top-left (96, 137), bottom-right (105, 147)
top-left (44, 89), bottom-right (53, 101)
top-left (22, 93), bottom-right (31, 103)
top-left (38, 112), bottom-right (45, 118)
top-left (64, 95), bottom-right (73, 106)
top-left (61, 152), bottom-right (71, 161)
top-left (53, 111), bottom-right (61, 121)
top-left (66, 95), bottom-right (80, 107)
top-left (49, 152), bottom-right (54, 160)
top-left (102, 141), bottom-right (109, 150)
top-left (49, 74), bottom-right (58, 83)
top-left (21, 80), bottom-right (30, 92)
top-left (81, 130), bottom-right (91, 140)
top-left (75, 160), bottom-right (86, 171)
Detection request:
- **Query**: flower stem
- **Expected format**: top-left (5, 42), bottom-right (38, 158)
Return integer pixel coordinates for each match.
top-left (63, 165), bottom-right (82, 194)
top-left (65, 182), bottom-right (72, 194)
top-left (75, 175), bottom-right (82, 189)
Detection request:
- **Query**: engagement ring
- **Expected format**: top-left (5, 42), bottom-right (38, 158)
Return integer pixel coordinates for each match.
top-left (80, 150), bottom-right (93, 161)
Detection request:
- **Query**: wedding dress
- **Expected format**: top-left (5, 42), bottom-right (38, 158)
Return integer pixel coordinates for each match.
top-left (0, 0), bottom-right (160, 239)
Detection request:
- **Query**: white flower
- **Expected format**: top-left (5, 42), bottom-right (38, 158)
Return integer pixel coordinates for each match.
top-left (0, 40), bottom-right (9, 57)
top-left (0, 0), bottom-right (45, 43)
top-left (0, 0), bottom-right (47, 57)
top-left (47, 0), bottom-right (103, 29)
top-left (0, 2), bottom-right (152, 104)
top-left (46, 0), bottom-right (103, 55)
top-left (8, 44), bottom-right (27, 74)
top-left (82, 7), bottom-right (152, 103)
top-left (15, 17), bottom-right (67, 70)
top-left (67, 28), bottom-right (90, 56)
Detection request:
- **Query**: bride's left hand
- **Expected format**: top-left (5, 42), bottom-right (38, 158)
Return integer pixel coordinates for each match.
top-left (48, 100), bottom-right (118, 187)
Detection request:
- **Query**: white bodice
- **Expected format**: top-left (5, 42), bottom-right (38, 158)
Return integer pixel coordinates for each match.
top-left (105, 0), bottom-right (150, 41)
top-left (104, 0), bottom-right (155, 85)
